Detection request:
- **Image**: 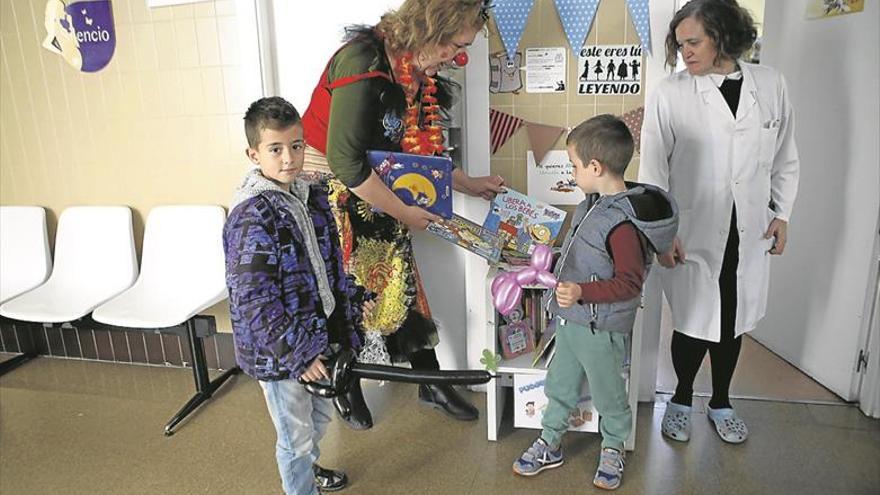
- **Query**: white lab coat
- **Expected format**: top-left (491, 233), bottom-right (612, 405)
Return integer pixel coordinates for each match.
top-left (639, 62), bottom-right (799, 342)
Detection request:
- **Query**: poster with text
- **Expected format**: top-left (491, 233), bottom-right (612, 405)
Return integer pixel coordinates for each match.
top-left (526, 47), bottom-right (567, 93)
top-left (576, 44), bottom-right (643, 96)
top-left (526, 150), bottom-right (585, 206)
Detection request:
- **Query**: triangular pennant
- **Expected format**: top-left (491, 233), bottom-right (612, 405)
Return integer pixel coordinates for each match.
top-left (490, 108), bottom-right (525, 154)
top-left (493, 0), bottom-right (536, 60)
top-left (553, 0), bottom-right (601, 57)
top-left (525, 123), bottom-right (565, 166)
top-left (625, 0), bottom-right (652, 55)
top-left (620, 106), bottom-right (645, 154)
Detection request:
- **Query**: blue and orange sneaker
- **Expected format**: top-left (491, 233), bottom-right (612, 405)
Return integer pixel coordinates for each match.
top-left (593, 447), bottom-right (625, 490)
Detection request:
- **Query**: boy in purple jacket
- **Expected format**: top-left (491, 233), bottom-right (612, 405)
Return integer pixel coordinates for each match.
top-left (224, 97), bottom-right (370, 495)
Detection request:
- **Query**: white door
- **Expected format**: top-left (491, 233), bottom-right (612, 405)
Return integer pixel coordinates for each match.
top-left (748, 2), bottom-right (879, 400)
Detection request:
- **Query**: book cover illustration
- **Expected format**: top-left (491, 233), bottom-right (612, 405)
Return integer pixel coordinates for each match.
top-left (482, 188), bottom-right (566, 255)
top-left (367, 150), bottom-right (453, 219)
top-left (497, 309), bottom-right (535, 360)
top-left (426, 214), bottom-right (505, 263)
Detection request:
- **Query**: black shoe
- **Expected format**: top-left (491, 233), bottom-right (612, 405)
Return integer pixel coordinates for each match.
top-left (333, 379), bottom-right (373, 430)
top-left (314, 464), bottom-right (348, 492)
top-left (418, 384), bottom-right (479, 421)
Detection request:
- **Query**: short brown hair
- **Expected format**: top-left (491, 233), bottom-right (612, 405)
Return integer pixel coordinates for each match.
top-left (665, 0), bottom-right (757, 70)
top-left (376, 0), bottom-right (489, 55)
top-left (243, 97), bottom-right (301, 148)
top-left (566, 115), bottom-right (634, 177)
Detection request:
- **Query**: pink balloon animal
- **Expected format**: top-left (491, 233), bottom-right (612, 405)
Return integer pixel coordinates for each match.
top-left (491, 244), bottom-right (558, 316)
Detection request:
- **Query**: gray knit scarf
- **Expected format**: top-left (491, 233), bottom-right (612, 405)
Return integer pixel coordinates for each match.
top-left (231, 168), bottom-right (336, 317)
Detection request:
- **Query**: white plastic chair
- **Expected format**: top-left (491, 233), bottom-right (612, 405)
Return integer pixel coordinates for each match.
top-left (0, 206), bottom-right (52, 304)
top-left (92, 205), bottom-right (239, 435)
top-left (0, 206), bottom-right (137, 323)
top-left (0, 206), bottom-right (52, 374)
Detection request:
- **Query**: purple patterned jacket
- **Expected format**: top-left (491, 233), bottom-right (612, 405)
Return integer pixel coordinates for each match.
top-left (223, 180), bottom-right (363, 381)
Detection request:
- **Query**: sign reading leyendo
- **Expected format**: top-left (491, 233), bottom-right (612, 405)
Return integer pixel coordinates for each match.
top-left (576, 44), bottom-right (643, 96)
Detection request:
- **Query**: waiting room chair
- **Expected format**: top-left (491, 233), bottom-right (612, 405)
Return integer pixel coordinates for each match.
top-left (0, 206), bottom-right (137, 373)
top-left (92, 205), bottom-right (239, 436)
top-left (0, 206), bottom-right (52, 374)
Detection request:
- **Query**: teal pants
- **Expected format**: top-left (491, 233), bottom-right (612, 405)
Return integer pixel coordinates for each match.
top-left (540, 318), bottom-right (632, 451)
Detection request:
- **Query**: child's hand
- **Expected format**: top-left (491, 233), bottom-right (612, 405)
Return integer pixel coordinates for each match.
top-left (555, 281), bottom-right (582, 308)
top-left (658, 236), bottom-right (686, 268)
top-left (300, 356), bottom-right (329, 383)
top-left (362, 298), bottom-right (377, 316)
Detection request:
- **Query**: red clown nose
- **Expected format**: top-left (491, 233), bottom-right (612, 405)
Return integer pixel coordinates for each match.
top-left (452, 52), bottom-right (469, 67)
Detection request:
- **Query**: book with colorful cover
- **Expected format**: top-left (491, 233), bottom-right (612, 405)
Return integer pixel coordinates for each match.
top-left (483, 188), bottom-right (567, 255)
top-left (366, 150), bottom-right (453, 219)
top-left (426, 214), bottom-right (505, 263)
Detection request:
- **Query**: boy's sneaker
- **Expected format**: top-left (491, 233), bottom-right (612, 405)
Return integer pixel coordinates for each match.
top-left (593, 447), bottom-right (625, 490)
top-left (512, 437), bottom-right (564, 476)
top-left (314, 464), bottom-right (348, 492)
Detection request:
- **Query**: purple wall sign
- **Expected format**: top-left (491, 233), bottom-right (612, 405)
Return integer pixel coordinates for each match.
top-left (42, 0), bottom-right (115, 72)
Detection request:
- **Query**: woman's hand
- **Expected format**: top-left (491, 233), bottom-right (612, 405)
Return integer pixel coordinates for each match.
top-left (453, 169), bottom-right (506, 200)
top-left (400, 204), bottom-right (441, 231)
top-left (300, 356), bottom-right (329, 383)
top-left (765, 218), bottom-right (788, 255)
top-left (467, 175), bottom-right (506, 200)
top-left (555, 281), bottom-right (582, 308)
top-left (658, 237), bottom-right (686, 268)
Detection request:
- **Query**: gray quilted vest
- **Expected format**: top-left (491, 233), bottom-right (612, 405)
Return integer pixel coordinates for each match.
top-left (545, 183), bottom-right (678, 333)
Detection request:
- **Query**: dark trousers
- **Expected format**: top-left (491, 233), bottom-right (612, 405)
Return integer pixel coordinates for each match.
top-left (670, 207), bottom-right (743, 409)
top-left (409, 348), bottom-right (441, 370)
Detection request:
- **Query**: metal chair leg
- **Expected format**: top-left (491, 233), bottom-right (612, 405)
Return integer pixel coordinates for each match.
top-left (164, 320), bottom-right (240, 436)
top-left (0, 352), bottom-right (37, 376)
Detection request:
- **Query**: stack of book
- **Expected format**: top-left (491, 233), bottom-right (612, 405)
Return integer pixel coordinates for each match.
top-left (426, 186), bottom-right (568, 265)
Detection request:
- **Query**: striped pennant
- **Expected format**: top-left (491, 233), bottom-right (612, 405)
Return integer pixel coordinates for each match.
top-left (490, 108), bottom-right (525, 154)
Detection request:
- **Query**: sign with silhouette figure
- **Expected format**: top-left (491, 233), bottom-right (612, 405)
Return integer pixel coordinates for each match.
top-left (525, 47), bottom-right (567, 93)
top-left (576, 44), bottom-right (642, 96)
top-left (42, 0), bottom-right (115, 72)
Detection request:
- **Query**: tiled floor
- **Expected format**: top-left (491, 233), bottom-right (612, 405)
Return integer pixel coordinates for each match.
top-left (654, 303), bottom-right (843, 403)
top-left (1, 357), bottom-right (877, 495)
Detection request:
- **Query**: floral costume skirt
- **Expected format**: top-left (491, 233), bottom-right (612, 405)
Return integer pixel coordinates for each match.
top-left (302, 147), bottom-right (439, 364)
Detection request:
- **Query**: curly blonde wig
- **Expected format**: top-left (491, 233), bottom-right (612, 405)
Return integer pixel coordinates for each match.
top-left (376, 0), bottom-right (489, 55)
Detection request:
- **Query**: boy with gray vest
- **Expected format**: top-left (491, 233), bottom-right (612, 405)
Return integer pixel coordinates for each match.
top-left (512, 115), bottom-right (678, 490)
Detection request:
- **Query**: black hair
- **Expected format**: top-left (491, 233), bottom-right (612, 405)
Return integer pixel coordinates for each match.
top-left (243, 96), bottom-right (301, 148)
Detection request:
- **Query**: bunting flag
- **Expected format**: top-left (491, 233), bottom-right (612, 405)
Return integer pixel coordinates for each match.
top-left (525, 122), bottom-right (566, 166)
top-left (620, 106), bottom-right (645, 153)
top-left (493, 0), bottom-right (536, 60)
top-left (489, 108), bottom-right (525, 154)
top-left (625, 0), bottom-right (652, 55)
top-left (553, 0), bottom-right (601, 57)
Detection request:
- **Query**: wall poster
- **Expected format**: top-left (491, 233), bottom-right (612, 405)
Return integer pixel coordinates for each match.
top-left (525, 47), bottom-right (567, 93)
top-left (526, 150), bottom-right (584, 206)
top-left (576, 44), bottom-right (643, 96)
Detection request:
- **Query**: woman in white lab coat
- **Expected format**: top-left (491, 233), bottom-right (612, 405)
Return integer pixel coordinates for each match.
top-left (639, 0), bottom-right (799, 444)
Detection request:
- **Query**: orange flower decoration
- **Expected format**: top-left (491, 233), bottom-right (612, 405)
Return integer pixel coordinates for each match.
top-left (396, 55), bottom-right (445, 156)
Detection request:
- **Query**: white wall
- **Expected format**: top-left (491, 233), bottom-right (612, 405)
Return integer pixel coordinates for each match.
top-left (269, 0), bottom-right (400, 107)
top-left (752, 2), bottom-right (880, 399)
